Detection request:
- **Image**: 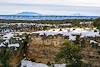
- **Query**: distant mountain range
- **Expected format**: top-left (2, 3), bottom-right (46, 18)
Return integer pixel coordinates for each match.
top-left (16, 12), bottom-right (89, 16)
top-left (16, 12), bottom-right (83, 16)
top-left (0, 12), bottom-right (99, 20)
top-left (16, 12), bottom-right (42, 16)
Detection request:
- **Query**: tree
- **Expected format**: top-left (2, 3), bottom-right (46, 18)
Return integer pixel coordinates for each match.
top-left (0, 48), bottom-right (11, 67)
top-left (93, 18), bottom-right (100, 30)
top-left (21, 34), bottom-right (30, 58)
top-left (55, 39), bottom-right (82, 67)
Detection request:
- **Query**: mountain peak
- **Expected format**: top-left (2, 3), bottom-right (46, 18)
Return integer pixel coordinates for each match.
top-left (16, 12), bottom-right (42, 16)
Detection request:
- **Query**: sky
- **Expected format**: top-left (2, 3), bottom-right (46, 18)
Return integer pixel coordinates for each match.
top-left (0, 0), bottom-right (100, 16)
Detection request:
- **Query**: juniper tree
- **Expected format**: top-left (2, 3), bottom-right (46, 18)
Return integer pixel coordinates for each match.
top-left (55, 39), bottom-right (82, 67)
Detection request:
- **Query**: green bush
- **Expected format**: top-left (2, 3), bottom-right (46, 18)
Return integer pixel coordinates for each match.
top-left (55, 39), bottom-right (82, 67)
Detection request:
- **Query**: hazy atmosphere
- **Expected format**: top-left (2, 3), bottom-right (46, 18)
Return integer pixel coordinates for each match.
top-left (0, 0), bottom-right (100, 16)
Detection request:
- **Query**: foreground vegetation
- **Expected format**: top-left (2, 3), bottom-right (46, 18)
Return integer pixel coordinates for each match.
top-left (0, 18), bottom-right (100, 67)
top-left (55, 40), bottom-right (82, 67)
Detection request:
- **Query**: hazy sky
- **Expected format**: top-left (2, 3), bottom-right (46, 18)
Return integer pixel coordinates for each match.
top-left (0, 0), bottom-right (100, 16)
